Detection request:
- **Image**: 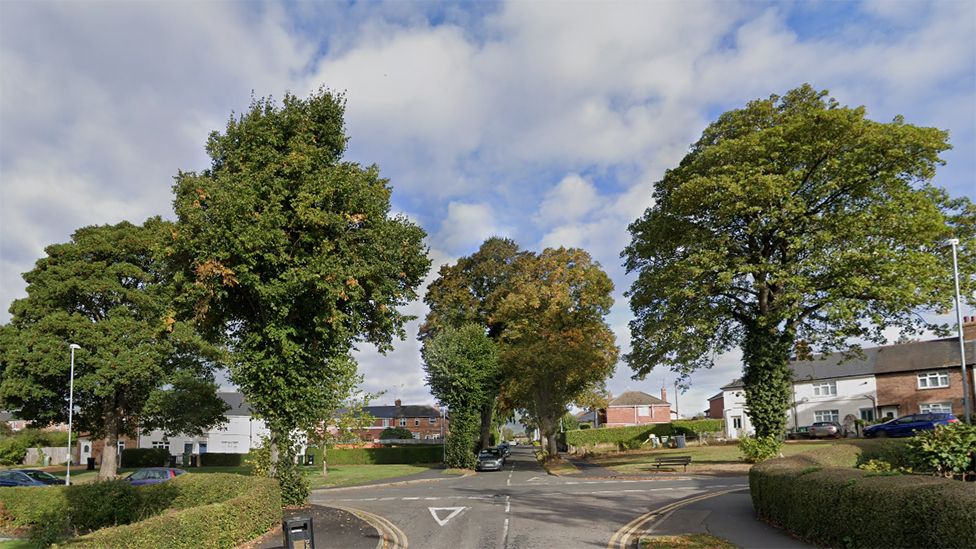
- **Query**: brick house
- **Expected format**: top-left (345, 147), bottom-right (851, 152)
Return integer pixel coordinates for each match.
top-left (604, 390), bottom-right (671, 427)
top-left (351, 399), bottom-right (448, 442)
top-left (705, 392), bottom-right (723, 420)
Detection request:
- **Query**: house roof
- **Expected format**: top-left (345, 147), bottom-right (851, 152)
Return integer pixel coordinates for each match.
top-left (707, 392), bottom-right (723, 401)
top-left (575, 410), bottom-right (598, 422)
top-left (219, 393), bottom-right (253, 417)
top-left (608, 391), bottom-right (668, 406)
top-left (720, 379), bottom-right (745, 391)
top-left (362, 405), bottom-right (442, 419)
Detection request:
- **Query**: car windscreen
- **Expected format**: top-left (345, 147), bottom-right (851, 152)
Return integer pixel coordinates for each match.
top-left (23, 471), bottom-right (58, 481)
top-left (480, 450), bottom-right (501, 458)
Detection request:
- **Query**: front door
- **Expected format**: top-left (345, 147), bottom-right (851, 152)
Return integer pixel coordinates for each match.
top-left (80, 442), bottom-right (91, 463)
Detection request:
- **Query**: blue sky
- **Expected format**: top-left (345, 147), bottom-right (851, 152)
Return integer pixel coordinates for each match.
top-left (1, 0), bottom-right (974, 413)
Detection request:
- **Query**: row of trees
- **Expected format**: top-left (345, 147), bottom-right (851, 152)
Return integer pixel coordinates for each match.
top-left (422, 240), bottom-right (618, 463)
top-left (0, 90), bottom-right (431, 502)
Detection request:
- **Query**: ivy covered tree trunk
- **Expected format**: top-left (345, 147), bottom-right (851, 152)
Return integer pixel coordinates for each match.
top-left (742, 326), bottom-right (794, 438)
top-left (445, 409), bottom-right (479, 469)
top-left (479, 401), bottom-right (493, 450)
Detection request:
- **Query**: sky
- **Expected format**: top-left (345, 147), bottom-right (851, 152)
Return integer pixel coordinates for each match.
top-left (2, 0), bottom-right (974, 417)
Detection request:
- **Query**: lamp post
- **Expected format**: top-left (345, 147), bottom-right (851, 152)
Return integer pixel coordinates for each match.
top-left (440, 406), bottom-right (446, 465)
top-left (66, 343), bottom-right (81, 485)
top-left (948, 239), bottom-right (972, 423)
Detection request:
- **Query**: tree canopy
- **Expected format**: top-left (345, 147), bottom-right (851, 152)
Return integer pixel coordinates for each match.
top-left (498, 247), bottom-right (618, 458)
top-left (623, 85), bottom-right (975, 437)
top-left (0, 219), bottom-right (227, 479)
top-left (171, 89), bottom-right (430, 502)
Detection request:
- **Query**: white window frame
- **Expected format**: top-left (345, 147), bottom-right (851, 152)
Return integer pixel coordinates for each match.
top-left (812, 382), bottom-right (837, 397)
top-left (221, 440), bottom-right (240, 452)
top-left (398, 418), bottom-right (406, 427)
top-left (732, 416), bottom-right (743, 429)
top-left (429, 417), bottom-right (437, 425)
top-left (919, 402), bottom-right (952, 414)
top-left (382, 419), bottom-right (390, 427)
top-left (151, 440), bottom-right (169, 450)
top-left (637, 406), bottom-right (650, 417)
top-left (414, 418), bottom-right (420, 426)
top-left (814, 410), bottom-right (839, 423)
top-left (412, 431), bottom-right (420, 439)
top-left (917, 371), bottom-right (949, 389)
top-left (859, 408), bottom-right (875, 422)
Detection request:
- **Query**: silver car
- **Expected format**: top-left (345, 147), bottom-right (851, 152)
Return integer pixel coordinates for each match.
top-left (476, 448), bottom-right (505, 471)
top-left (809, 421), bottom-right (844, 439)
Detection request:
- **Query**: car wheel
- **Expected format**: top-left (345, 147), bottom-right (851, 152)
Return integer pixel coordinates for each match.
top-left (875, 430), bottom-right (887, 438)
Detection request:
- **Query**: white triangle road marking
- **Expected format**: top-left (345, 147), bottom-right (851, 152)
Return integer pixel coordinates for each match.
top-left (526, 476), bottom-right (544, 482)
top-left (428, 506), bottom-right (467, 526)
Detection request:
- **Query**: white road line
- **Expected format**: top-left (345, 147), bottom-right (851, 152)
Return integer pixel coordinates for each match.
top-left (379, 497), bottom-right (395, 500)
top-left (505, 495), bottom-right (511, 513)
top-left (503, 517), bottom-right (510, 548)
top-left (424, 497), bottom-right (441, 500)
top-left (403, 497), bottom-right (420, 500)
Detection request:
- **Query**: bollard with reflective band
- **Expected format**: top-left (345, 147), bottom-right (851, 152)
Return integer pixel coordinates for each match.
top-left (283, 516), bottom-right (314, 549)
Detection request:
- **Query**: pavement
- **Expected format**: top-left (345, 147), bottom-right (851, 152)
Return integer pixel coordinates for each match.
top-left (289, 446), bottom-right (815, 549)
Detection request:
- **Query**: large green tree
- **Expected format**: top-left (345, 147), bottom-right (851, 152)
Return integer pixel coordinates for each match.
top-left (421, 237), bottom-right (525, 449)
top-left (497, 248), bottom-right (618, 458)
top-left (171, 89), bottom-right (430, 502)
top-left (624, 85), bottom-right (976, 438)
top-left (0, 219), bottom-right (228, 479)
top-left (422, 323), bottom-right (499, 468)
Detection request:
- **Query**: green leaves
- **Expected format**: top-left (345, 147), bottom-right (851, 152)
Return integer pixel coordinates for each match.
top-left (624, 84), bottom-right (975, 437)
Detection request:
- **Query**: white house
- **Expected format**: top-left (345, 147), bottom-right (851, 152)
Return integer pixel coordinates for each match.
top-left (138, 392), bottom-right (272, 459)
top-left (719, 379), bottom-right (753, 439)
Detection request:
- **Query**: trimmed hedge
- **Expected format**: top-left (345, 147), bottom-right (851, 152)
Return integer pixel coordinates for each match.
top-left (120, 448), bottom-right (170, 467)
top-left (199, 452), bottom-right (249, 467)
top-left (309, 445), bottom-right (442, 465)
top-left (0, 473), bottom-right (281, 547)
top-left (750, 443), bottom-right (976, 548)
top-left (69, 476), bottom-right (281, 548)
top-left (564, 423), bottom-right (697, 448)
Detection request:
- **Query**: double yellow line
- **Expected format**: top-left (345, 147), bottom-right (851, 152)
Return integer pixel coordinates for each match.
top-left (328, 504), bottom-right (409, 549)
top-left (606, 487), bottom-right (748, 549)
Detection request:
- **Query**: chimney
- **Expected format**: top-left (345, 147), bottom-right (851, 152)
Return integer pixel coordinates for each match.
top-left (394, 399), bottom-right (402, 407)
top-left (660, 388), bottom-right (668, 403)
top-left (964, 316), bottom-right (976, 342)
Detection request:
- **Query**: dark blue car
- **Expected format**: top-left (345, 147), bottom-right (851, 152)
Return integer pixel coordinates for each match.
top-left (863, 413), bottom-right (959, 438)
top-left (0, 469), bottom-right (63, 487)
top-left (124, 467), bottom-right (186, 486)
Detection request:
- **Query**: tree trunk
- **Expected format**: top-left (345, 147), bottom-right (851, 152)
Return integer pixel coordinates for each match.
top-left (98, 413), bottom-right (120, 480)
top-left (322, 446), bottom-right (328, 477)
top-left (742, 325), bottom-right (794, 438)
top-left (268, 432), bottom-right (280, 477)
top-left (479, 400), bottom-right (493, 450)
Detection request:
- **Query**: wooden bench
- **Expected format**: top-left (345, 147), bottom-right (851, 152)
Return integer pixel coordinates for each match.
top-left (652, 455), bottom-right (692, 471)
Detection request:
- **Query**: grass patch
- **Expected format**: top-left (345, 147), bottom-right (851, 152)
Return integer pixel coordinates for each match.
top-left (587, 441), bottom-right (847, 474)
top-left (640, 534), bottom-right (737, 548)
top-left (0, 540), bottom-right (34, 549)
top-left (442, 468), bottom-right (472, 476)
top-left (543, 457), bottom-right (580, 476)
top-left (307, 464), bottom-right (439, 489)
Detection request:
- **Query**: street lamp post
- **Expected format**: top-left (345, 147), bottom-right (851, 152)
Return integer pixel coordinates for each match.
top-left (948, 239), bottom-right (972, 423)
top-left (66, 343), bottom-right (81, 485)
top-left (440, 406), bottom-right (446, 465)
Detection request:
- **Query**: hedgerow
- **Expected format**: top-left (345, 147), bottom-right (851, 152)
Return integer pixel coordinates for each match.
top-left (564, 422), bottom-right (714, 448)
top-left (307, 445), bottom-right (442, 465)
top-left (750, 443), bottom-right (976, 548)
top-left (120, 448), bottom-right (169, 467)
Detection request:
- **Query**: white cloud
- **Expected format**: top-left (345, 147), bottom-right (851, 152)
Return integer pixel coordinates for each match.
top-left (435, 201), bottom-right (509, 254)
top-left (537, 174), bottom-right (602, 225)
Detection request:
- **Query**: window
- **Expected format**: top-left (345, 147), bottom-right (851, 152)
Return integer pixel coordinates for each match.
top-left (221, 440), bottom-right (240, 452)
top-left (425, 434), bottom-right (431, 440)
top-left (919, 402), bottom-right (952, 414)
top-left (732, 416), bottom-right (743, 429)
top-left (637, 406), bottom-right (650, 416)
top-left (412, 432), bottom-right (420, 439)
top-left (859, 408), bottom-right (875, 422)
top-left (814, 410), bottom-right (839, 423)
top-left (917, 371), bottom-right (949, 389)
top-left (414, 418), bottom-right (420, 426)
top-left (399, 418), bottom-right (406, 427)
top-left (382, 419), bottom-right (390, 427)
top-left (151, 441), bottom-right (169, 450)
top-left (812, 382), bottom-right (837, 396)
top-left (429, 417), bottom-right (437, 425)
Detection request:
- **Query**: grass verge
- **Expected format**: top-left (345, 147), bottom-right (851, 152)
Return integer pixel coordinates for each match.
top-left (308, 464), bottom-right (440, 488)
top-left (639, 534), bottom-right (737, 548)
top-left (587, 441), bottom-right (846, 474)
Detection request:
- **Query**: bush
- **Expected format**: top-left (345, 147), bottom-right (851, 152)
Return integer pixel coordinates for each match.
top-left (120, 448), bottom-right (170, 468)
top-left (750, 445), bottom-right (976, 548)
top-left (199, 452), bottom-right (247, 467)
top-left (379, 427), bottom-right (414, 440)
top-left (68, 476), bottom-right (281, 548)
top-left (0, 436), bottom-right (31, 466)
top-left (906, 422), bottom-right (976, 480)
top-left (737, 435), bottom-right (781, 463)
top-left (672, 419), bottom-right (724, 434)
top-left (308, 445), bottom-right (442, 465)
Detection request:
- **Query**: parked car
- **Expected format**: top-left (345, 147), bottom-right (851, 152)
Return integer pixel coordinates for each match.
top-left (809, 422), bottom-right (845, 439)
top-left (863, 413), bottom-right (959, 438)
top-left (0, 469), bottom-right (64, 487)
top-left (787, 426), bottom-right (811, 440)
top-left (476, 448), bottom-right (505, 472)
top-left (123, 467), bottom-right (186, 486)
top-left (497, 442), bottom-right (511, 457)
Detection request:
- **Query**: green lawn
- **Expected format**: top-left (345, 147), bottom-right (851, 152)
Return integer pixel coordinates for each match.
top-left (0, 539), bottom-right (34, 549)
top-left (46, 463), bottom-right (441, 489)
top-left (640, 534), bottom-right (738, 548)
top-left (588, 440), bottom-right (844, 474)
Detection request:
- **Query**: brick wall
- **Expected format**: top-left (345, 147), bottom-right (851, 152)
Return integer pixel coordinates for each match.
top-left (876, 367), bottom-right (973, 416)
top-left (707, 396), bottom-right (724, 419)
top-left (605, 405), bottom-right (670, 426)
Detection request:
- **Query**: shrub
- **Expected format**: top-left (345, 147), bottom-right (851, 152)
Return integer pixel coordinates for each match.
top-left (0, 436), bottom-right (31, 466)
top-left (906, 422), bottom-right (976, 480)
top-left (309, 445), bottom-right (442, 465)
top-left (120, 448), bottom-right (170, 468)
top-left (672, 419), bottom-right (724, 434)
top-left (379, 427), bottom-right (414, 440)
top-left (68, 476), bottom-right (281, 548)
top-left (750, 446), bottom-right (976, 548)
top-left (737, 435), bottom-right (781, 463)
top-left (199, 452), bottom-right (247, 467)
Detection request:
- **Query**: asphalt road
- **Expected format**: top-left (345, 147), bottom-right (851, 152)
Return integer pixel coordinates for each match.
top-left (308, 446), bottom-right (749, 549)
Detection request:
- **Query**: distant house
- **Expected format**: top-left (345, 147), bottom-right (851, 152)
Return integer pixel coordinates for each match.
top-left (136, 392), bottom-right (272, 461)
top-left (715, 317), bottom-right (975, 439)
top-left (349, 399), bottom-right (447, 442)
top-left (604, 390), bottom-right (671, 427)
top-left (705, 392), bottom-right (723, 420)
